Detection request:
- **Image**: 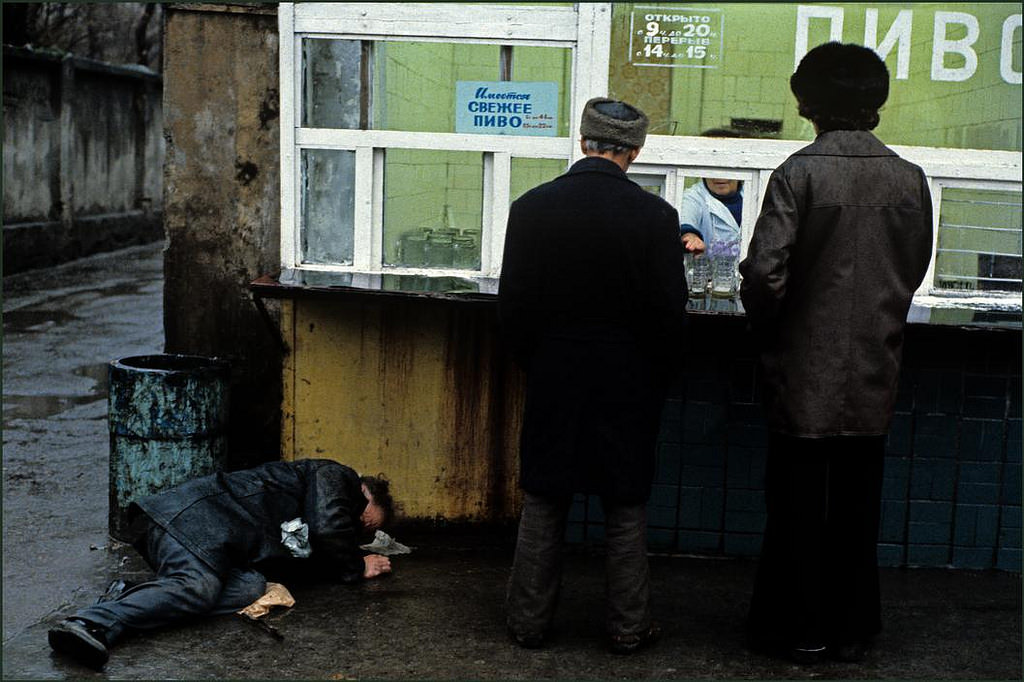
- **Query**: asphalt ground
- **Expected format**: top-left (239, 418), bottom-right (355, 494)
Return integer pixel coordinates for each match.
top-left (2, 243), bottom-right (1021, 680)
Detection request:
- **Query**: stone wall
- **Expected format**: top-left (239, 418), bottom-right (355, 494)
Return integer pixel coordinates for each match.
top-left (2, 46), bottom-right (163, 274)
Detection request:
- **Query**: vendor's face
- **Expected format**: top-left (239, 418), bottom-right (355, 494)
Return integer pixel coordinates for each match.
top-left (704, 178), bottom-right (740, 196)
top-left (360, 484), bottom-right (385, 530)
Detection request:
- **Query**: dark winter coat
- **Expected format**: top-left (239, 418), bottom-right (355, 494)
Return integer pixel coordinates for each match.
top-left (130, 459), bottom-right (368, 583)
top-left (739, 130), bottom-right (933, 437)
top-left (499, 155), bottom-right (688, 503)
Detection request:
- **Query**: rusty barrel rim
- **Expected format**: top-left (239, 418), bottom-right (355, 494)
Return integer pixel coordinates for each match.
top-left (110, 354), bottom-right (230, 375)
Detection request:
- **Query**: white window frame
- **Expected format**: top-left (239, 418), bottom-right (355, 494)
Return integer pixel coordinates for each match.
top-left (279, 2), bottom-right (610, 278)
top-left (280, 2), bottom-right (1022, 310)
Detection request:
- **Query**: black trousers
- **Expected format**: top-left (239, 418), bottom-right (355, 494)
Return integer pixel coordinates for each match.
top-left (506, 492), bottom-right (651, 638)
top-left (747, 434), bottom-right (885, 649)
top-left (73, 523), bottom-right (266, 644)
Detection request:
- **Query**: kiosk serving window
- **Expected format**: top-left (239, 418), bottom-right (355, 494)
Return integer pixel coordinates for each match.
top-left (280, 2), bottom-right (1021, 309)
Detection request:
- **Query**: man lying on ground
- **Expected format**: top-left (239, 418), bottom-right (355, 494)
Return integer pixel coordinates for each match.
top-left (48, 458), bottom-right (395, 669)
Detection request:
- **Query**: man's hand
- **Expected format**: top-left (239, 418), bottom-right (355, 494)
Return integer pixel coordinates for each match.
top-left (363, 554), bottom-right (392, 579)
top-left (681, 233), bottom-right (706, 254)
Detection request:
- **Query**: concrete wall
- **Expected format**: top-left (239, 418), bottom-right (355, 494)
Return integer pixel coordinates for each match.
top-left (162, 4), bottom-right (283, 468)
top-left (2, 46), bottom-right (163, 275)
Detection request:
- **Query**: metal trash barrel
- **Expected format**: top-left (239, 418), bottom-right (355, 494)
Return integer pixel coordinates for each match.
top-left (108, 354), bottom-right (230, 540)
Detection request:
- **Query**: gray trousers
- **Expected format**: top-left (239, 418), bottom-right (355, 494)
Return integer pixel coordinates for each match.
top-left (73, 524), bottom-right (266, 644)
top-left (506, 492), bottom-right (651, 637)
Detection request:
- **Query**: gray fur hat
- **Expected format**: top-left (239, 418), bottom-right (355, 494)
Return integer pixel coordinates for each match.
top-left (579, 97), bottom-right (649, 149)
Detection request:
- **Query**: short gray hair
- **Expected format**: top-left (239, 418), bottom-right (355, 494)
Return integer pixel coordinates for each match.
top-left (583, 138), bottom-right (633, 155)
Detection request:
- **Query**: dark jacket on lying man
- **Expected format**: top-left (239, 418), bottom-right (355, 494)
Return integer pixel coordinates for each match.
top-left (48, 459), bottom-right (394, 670)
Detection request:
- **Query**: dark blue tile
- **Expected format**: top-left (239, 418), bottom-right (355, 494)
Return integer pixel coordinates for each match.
top-left (1010, 379), bottom-right (1022, 416)
top-left (568, 499), bottom-right (587, 523)
top-left (999, 525), bottom-right (1022, 550)
top-left (953, 504), bottom-right (999, 546)
top-left (700, 488), bottom-right (725, 530)
top-left (728, 423), bottom-right (768, 448)
top-left (726, 447), bottom-right (767, 489)
top-left (649, 484), bottom-right (678, 508)
top-left (587, 496), bottom-right (604, 522)
top-left (682, 444), bottom-right (725, 467)
top-left (996, 548), bottom-right (1022, 572)
top-left (887, 415), bottom-right (913, 456)
top-left (882, 457), bottom-right (910, 499)
top-left (907, 544), bottom-right (950, 566)
top-left (724, 533), bottom-right (762, 556)
top-left (646, 528), bottom-right (675, 550)
top-left (724, 510), bottom-right (765, 534)
top-left (682, 403), bottom-right (709, 444)
top-left (963, 396), bottom-right (1007, 419)
top-left (647, 505), bottom-right (678, 529)
top-left (879, 500), bottom-right (907, 543)
top-left (957, 483), bottom-right (1000, 505)
top-left (964, 375), bottom-right (1007, 398)
top-left (1002, 464), bottom-right (1022, 503)
top-left (1000, 505), bottom-right (1022, 529)
top-left (910, 500), bottom-right (953, 523)
top-left (678, 530), bottom-right (721, 553)
top-left (727, 402), bottom-right (763, 426)
top-left (876, 543), bottom-right (905, 567)
top-left (1007, 420), bottom-right (1022, 463)
top-left (908, 522), bottom-right (952, 544)
top-left (587, 523), bottom-right (606, 542)
top-left (909, 459), bottom-right (957, 501)
top-left (913, 416), bottom-right (958, 459)
top-left (682, 464), bottom-right (725, 488)
top-left (566, 523), bottom-right (585, 543)
top-left (952, 546), bottom-right (994, 570)
top-left (959, 461), bottom-right (1001, 485)
top-left (654, 445), bottom-right (682, 484)
top-left (726, 489), bottom-right (764, 513)
top-left (959, 419), bottom-right (1006, 462)
top-left (678, 487), bottom-right (702, 528)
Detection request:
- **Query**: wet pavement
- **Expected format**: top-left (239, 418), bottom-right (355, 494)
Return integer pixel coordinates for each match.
top-left (2, 243), bottom-right (1022, 680)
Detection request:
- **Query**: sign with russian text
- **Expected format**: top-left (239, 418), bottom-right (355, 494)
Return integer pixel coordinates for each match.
top-left (629, 6), bottom-right (724, 68)
top-left (455, 81), bottom-right (558, 136)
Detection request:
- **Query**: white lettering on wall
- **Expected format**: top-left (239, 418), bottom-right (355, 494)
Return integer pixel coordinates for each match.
top-left (864, 9), bottom-right (913, 80)
top-left (794, 5), bottom-right (844, 69)
top-left (1001, 14), bottom-right (1022, 85)
top-left (931, 11), bottom-right (980, 82)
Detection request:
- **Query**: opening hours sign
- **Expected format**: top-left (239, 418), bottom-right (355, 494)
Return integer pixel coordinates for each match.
top-left (629, 6), bottom-right (724, 68)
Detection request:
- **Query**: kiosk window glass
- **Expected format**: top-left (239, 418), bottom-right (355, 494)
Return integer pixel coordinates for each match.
top-left (608, 3), bottom-right (1021, 153)
top-left (301, 149), bottom-right (356, 265)
top-left (383, 149), bottom-right (484, 270)
top-left (510, 158), bottom-right (567, 204)
top-left (935, 187), bottom-right (1023, 292)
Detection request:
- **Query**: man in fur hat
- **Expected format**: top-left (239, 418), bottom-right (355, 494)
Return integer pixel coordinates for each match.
top-left (739, 42), bottom-right (933, 663)
top-left (499, 97), bottom-right (688, 654)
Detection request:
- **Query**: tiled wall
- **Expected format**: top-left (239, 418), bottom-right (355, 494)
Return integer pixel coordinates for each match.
top-left (567, 316), bottom-right (1022, 572)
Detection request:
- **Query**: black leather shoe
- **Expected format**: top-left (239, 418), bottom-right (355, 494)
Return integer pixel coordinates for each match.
top-left (608, 622), bottom-right (660, 655)
top-left (789, 644), bottom-right (828, 664)
top-left (48, 618), bottom-right (109, 669)
top-left (507, 625), bottom-right (544, 649)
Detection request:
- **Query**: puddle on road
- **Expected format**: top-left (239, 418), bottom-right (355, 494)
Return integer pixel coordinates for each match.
top-left (2, 309), bottom-right (79, 333)
top-left (3, 394), bottom-right (105, 421)
top-left (3, 363), bottom-right (110, 421)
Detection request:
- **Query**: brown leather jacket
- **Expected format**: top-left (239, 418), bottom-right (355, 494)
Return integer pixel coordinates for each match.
top-left (739, 130), bottom-right (933, 437)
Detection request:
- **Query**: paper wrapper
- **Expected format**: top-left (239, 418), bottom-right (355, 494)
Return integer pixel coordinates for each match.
top-left (237, 582), bottom-right (296, 620)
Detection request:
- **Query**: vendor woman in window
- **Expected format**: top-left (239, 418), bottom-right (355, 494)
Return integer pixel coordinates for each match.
top-left (678, 128), bottom-right (744, 258)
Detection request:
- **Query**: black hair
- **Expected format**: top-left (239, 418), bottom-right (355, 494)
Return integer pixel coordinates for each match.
top-left (360, 475), bottom-right (395, 525)
top-left (791, 42), bottom-right (889, 132)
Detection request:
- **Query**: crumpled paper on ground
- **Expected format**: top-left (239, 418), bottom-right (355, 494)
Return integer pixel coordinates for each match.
top-left (237, 582), bottom-right (295, 620)
top-left (359, 530), bottom-right (413, 556)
